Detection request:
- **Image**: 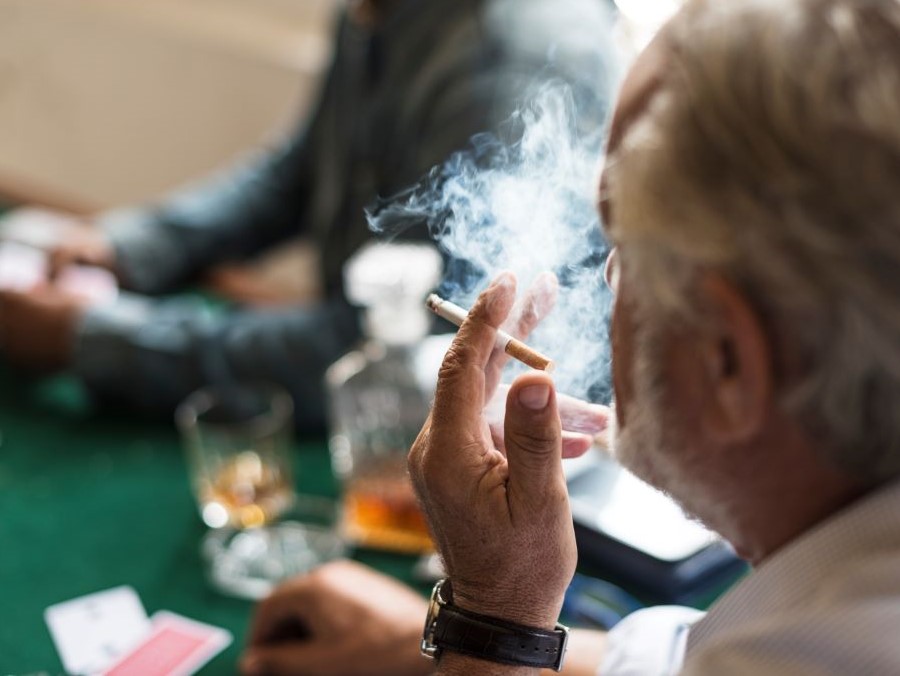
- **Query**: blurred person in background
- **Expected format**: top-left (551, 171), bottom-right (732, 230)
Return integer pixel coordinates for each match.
top-left (240, 0), bottom-right (900, 673)
top-left (0, 0), bottom-right (617, 428)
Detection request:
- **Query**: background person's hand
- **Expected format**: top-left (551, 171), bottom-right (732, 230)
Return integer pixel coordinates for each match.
top-left (0, 284), bottom-right (87, 371)
top-left (408, 272), bottom-right (579, 631)
top-left (241, 560), bottom-right (431, 676)
top-left (0, 207), bottom-right (117, 279)
top-left (47, 222), bottom-right (118, 280)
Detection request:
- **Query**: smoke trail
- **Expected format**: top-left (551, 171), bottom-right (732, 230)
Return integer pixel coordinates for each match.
top-left (366, 82), bottom-right (613, 402)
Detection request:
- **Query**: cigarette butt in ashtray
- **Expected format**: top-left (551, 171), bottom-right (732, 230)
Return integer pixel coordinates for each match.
top-left (426, 294), bottom-right (555, 372)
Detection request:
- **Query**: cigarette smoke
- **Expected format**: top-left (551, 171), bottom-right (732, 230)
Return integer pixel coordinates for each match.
top-left (367, 82), bottom-right (614, 403)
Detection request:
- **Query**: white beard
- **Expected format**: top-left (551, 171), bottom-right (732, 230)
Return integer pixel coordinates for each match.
top-left (608, 332), bottom-right (677, 490)
top-left (608, 317), bottom-right (721, 529)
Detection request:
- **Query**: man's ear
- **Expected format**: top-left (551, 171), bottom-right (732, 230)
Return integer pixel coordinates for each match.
top-left (693, 272), bottom-right (774, 446)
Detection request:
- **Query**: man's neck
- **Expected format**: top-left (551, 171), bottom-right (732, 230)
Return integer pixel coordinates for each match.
top-left (708, 423), bottom-right (868, 565)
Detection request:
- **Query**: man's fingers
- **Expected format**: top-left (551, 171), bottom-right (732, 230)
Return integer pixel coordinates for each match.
top-left (488, 420), bottom-right (506, 454)
top-left (492, 422), bottom-right (595, 459)
top-left (558, 395), bottom-right (611, 435)
top-left (562, 431), bottom-right (594, 458)
top-left (431, 272), bottom-right (517, 432)
top-left (248, 585), bottom-right (311, 646)
top-left (47, 250), bottom-right (72, 280)
top-left (241, 643), bottom-right (325, 676)
top-left (0, 288), bottom-right (30, 302)
top-left (48, 246), bottom-right (96, 279)
top-left (485, 272), bottom-right (558, 394)
top-left (505, 271), bottom-right (558, 339)
top-left (503, 371), bottom-right (564, 498)
top-left (488, 385), bottom-right (610, 440)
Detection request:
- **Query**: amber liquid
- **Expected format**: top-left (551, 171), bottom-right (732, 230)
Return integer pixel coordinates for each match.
top-left (199, 451), bottom-right (294, 529)
top-left (342, 461), bottom-right (433, 554)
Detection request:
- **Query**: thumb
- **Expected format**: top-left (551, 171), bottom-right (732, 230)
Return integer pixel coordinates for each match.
top-left (503, 372), bottom-right (563, 497)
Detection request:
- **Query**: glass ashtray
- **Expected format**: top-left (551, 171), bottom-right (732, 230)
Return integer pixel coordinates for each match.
top-left (202, 496), bottom-right (345, 600)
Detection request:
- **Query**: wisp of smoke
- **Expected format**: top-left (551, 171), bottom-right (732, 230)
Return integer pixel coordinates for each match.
top-left (366, 82), bottom-right (613, 402)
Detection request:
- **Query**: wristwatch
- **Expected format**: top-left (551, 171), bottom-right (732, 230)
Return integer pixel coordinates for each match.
top-left (420, 578), bottom-right (569, 672)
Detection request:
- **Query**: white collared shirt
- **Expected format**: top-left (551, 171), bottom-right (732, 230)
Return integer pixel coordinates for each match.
top-left (599, 480), bottom-right (900, 675)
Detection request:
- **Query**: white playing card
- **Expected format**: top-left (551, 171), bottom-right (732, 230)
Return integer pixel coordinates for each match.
top-left (0, 207), bottom-right (77, 250)
top-left (45, 586), bottom-right (151, 675)
top-left (0, 241), bottom-right (47, 291)
top-left (0, 240), bottom-right (117, 302)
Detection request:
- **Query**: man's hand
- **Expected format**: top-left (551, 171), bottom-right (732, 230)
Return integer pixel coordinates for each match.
top-left (47, 222), bottom-right (118, 280)
top-left (0, 207), bottom-right (117, 279)
top-left (486, 272), bottom-right (610, 460)
top-left (486, 384), bottom-right (611, 458)
top-left (0, 285), bottom-right (87, 371)
top-left (241, 560), bottom-right (431, 676)
top-left (408, 272), bottom-right (599, 631)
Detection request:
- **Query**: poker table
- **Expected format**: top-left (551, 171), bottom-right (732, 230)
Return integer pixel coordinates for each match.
top-left (0, 202), bottom-right (739, 674)
top-left (0, 198), bottom-right (421, 672)
top-left (0, 361), bottom-right (424, 673)
top-left (0, 339), bottom-right (742, 674)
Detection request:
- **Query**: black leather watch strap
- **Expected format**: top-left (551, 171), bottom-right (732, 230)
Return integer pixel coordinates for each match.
top-left (433, 603), bottom-right (567, 670)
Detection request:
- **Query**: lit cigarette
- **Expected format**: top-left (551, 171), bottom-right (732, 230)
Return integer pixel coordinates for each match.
top-left (426, 294), bottom-right (555, 372)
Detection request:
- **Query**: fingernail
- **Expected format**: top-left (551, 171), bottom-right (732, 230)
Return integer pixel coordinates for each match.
top-left (591, 404), bottom-right (610, 430)
top-left (519, 384), bottom-right (550, 410)
top-left (490, 271), bottom-right (515, 290)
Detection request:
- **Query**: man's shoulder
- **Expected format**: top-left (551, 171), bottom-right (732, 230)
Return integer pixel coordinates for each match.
top-left (684, 575), bottom-right (900, 675)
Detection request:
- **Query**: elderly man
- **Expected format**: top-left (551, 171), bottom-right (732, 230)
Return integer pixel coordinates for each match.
top-left (242, 0), bottom-right (899, 673)
top-left (402, 0), bottom-right (900, 674)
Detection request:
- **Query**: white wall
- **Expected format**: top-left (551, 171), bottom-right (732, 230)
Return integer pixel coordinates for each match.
top-left (0, 0), bottom-right (336, 210)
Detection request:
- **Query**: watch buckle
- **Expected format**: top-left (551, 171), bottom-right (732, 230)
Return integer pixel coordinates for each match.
top-left (420, 579), bottom-right (448, 660)
top-left (420, 635), bottom-right (440, 659)
top-left (552, 621), bottom-right (570, 672)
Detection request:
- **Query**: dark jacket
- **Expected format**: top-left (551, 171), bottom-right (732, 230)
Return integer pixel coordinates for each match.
top-left (74, 0), bottom-right (618, 427)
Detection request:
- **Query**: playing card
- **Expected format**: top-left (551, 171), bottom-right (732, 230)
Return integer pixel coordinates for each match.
top-left (0, 241), bottom-right (47, 291)
top-left (0, 240), bottom-right (117, 302)
top-left (44, 586), bottom-right (151, 675)
top-left (102, 611), bottom-right (232, 676)
top-left (0, 207), bottom-right (77, 250)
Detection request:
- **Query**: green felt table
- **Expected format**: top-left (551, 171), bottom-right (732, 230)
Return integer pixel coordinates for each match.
top-left (0, 201), bottom-right (737, 673)
top-left (0, 365), bottom-right (422, 673)
top-left (0, 198), bottom-right (423, 672)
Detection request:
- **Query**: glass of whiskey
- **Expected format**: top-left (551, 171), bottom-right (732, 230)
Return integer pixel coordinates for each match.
top-left (177, 382), bottom-right (343, 599)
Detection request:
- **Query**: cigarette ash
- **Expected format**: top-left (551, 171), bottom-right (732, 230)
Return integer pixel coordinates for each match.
top-left (367, 83), bottom-right (614, 402)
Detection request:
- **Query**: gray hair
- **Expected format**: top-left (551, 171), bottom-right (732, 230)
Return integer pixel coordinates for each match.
top-left (605, 0), bottom-right (900, 482)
